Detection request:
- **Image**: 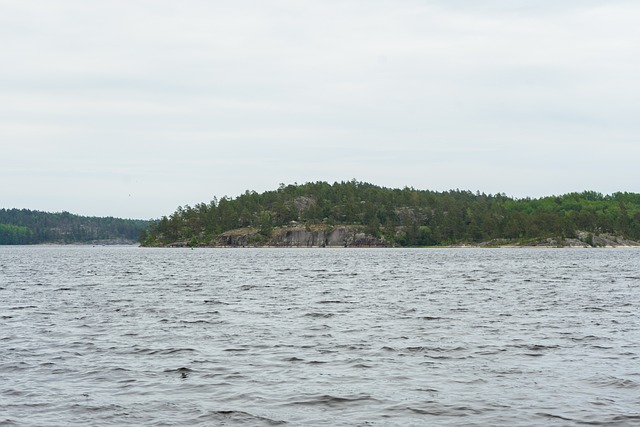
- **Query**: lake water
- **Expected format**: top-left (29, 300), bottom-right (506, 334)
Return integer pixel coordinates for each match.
top-left (1, 246), bottom-right (640, 426)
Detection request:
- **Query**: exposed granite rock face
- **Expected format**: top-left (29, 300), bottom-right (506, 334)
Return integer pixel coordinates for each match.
top-left (193, 225), bottom-right (385, 247)
top-left (213, 228), bottom-right (260, 247)
top-left (292, 196), bottom-right (316, 211)
top-left (475, 231), bottom-right (640, 248)
top-left (270, 226), bottom-right (384, 247)
top-left (270, 227), bottom-right (327, 247)
top-left (526, 232), bottom-right (640, 248)
top-left (574, 231), bottom-right (640, 247)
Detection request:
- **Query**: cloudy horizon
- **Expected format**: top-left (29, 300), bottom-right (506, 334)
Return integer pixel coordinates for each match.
top-left (2, 0), bottom-right (639, 219)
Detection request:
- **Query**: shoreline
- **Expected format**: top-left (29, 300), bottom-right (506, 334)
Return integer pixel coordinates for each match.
top-left (143, 243), bottom-right (640, 249)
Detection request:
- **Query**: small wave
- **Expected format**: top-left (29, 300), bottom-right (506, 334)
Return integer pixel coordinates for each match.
top-left (590, 397), bottom-right (616, 406)
top-left (164, 367), bottom-right (193, 373)
top-left (511, 344), bottom-right (559, 352)
top-left (288, 394), bottom-right (379, 407)
top-left (428, 346), bottom-right (467, 352)
top-left (583, 306), bottom-right (607, 312)
top-left (589, 345), bottom-right (614, 350)
top-left (387, 403), bottom-right (481, 417)
top-left (203, 299), bottom-right (229, 305)
top-left (304, 324), bottom-right (330, 330)
top-left (536, 412), bottom-right (576, 422)
top-left (351, 363), bottom-right (373, 368)
top-left (416, 387), bottom-right (439, 393)
top-left (133, 347), bottom-right (197, 355)
top-left (571, 335), bottom-right (609, 342)
top-left (0, 362), bottom-right (31, 372)
top-left (164, 367), bottom-right (193, 378)
top-left (588, 375), bottom-right (639, 389)
top-left (303, 312), bottom-right (334, 318)
top-left (474, 349), bottom-right (506, 355)
top-left (608, 415), bottom-right (640, 423)
top-left (69, 403), bottom-right (126, 413)
top-left (202, 410), bottom-right (286, 425)
top-left (180, 318), bottom-right (219, 324)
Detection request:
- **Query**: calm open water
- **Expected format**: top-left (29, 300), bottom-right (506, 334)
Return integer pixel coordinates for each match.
top-left (1, 246), bottom-right (639, 426)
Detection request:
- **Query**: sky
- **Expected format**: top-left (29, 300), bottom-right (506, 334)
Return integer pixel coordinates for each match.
top-left (2, 0), bottom-right (639, 219)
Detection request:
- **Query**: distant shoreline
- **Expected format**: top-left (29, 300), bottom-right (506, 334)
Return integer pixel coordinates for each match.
top-left (149, 231), bottom-right (640, 249)
top-left (146, 242), bottom-right (640, 249)
top-left (6, 243), bottom-right (638, 248)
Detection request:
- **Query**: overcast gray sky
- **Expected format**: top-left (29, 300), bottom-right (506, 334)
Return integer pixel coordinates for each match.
top-left (2, 0), bottom-right (639, 219)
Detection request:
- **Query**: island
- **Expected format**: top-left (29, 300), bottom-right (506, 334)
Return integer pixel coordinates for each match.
top-left (140, 181), bottom-right (640, 248)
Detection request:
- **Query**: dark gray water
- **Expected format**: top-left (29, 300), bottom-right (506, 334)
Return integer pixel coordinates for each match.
top-left (1, 246), bottom-right (639, 426)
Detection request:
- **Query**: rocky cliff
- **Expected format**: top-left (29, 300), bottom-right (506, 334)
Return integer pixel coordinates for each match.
top-left (269, 226), bottom-right (384, 247)
top-left (165, 225), bottom-right (386, 248)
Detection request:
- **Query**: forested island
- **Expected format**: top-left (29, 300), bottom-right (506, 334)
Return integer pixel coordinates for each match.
top-left (0, 209), bottom-right (149, 245)
top-left (141, 180), bottom-right (640, 248)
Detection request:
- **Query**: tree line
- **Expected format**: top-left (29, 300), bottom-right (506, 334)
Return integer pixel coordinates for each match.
top-left (0, 209), bottom-right (149, 245)
top-left (142, 180), bottom-right (640, 246)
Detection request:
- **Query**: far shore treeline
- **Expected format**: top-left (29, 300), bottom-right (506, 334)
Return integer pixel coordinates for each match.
top-left (0, 209), bottom-right (149, 245)
top-left (141, 180), bottom-right (640, 247)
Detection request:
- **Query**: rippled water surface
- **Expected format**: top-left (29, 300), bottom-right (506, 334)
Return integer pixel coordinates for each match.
top-left (1, 246), bottom-right (640, 426)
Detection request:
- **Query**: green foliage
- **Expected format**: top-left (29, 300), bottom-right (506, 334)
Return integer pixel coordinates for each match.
top-left (0, 209), bottom-right (149, 245)
top-left (259, 212), bottom-right (273, 238)
top-left (142, 181), bottom-right (640, 247)
top-left (0, 223), bottom-right (34, 244)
